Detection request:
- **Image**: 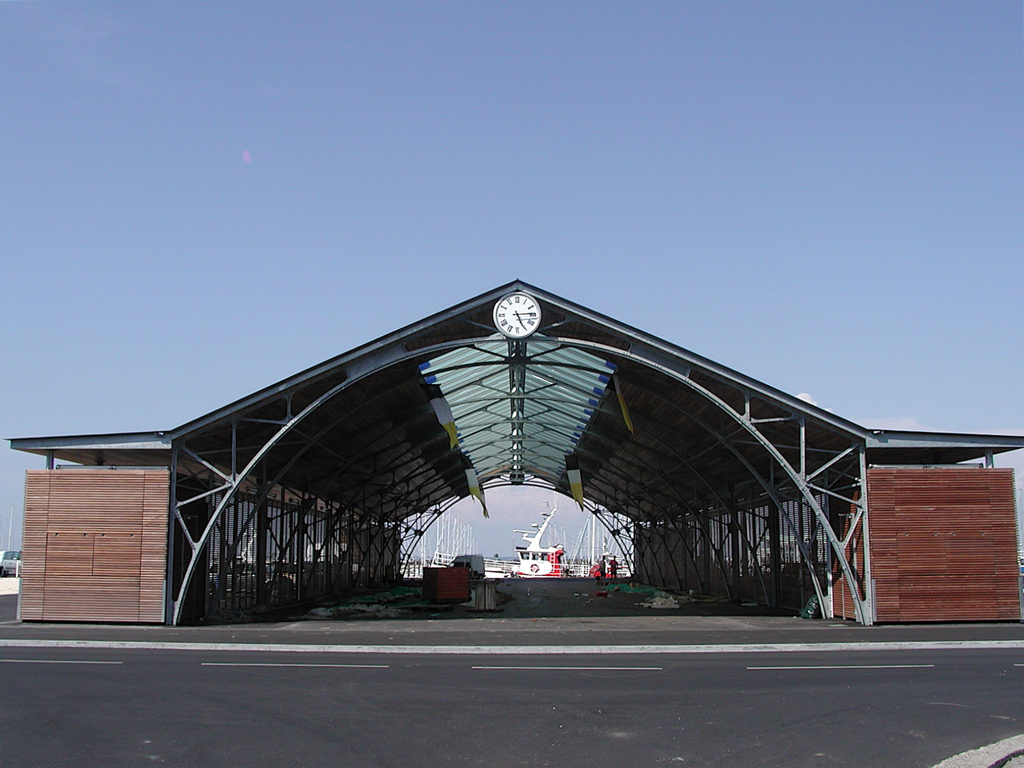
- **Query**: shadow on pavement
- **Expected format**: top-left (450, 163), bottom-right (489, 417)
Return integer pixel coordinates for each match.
top-left (289, 577), bottom-right (794, 623)
top-left (490, 577), bottom-right (790, 619)
top-left (0, 593), bottom-right (18, 623)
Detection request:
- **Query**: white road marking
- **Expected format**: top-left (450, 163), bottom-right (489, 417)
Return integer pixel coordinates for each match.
top-left (1, 639), bottom-right (1023, 655)
top-left (473, 665), bottom-right (662, 671)
top-left (748, 664), bottom-right (935, 670)
top-left (0, 658), bottom-right (122, 665)
top-left (201, 662), bottom-right (387, 668)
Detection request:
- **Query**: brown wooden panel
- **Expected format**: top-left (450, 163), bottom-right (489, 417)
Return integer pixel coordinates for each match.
top-left (45, 532), bottom-right (94, 576)
top-left (138, 473), bottom-right (169, 623)
top-left (21, 469), bottom-right (169, 624)
top-left (93, 533), bottom-right (142, 576)
top-left (42, 576), bottom-right (141, 622)
top-left (20, 472), bottom-right (51, 620)
top-left (867, 467), bottom-right (1019, 623)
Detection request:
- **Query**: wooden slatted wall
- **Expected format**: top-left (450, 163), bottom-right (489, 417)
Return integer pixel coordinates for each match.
top-left (867, 467), bottom-right (1019, 623)
top-left (21, 469), bottom-right (169, 623)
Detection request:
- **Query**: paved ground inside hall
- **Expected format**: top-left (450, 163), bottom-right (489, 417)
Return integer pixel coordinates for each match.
top-left (303, 576), bottom-right (794, 622)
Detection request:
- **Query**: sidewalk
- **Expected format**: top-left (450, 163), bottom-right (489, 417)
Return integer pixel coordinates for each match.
top-left (931, 736), bottom-right (1024, 768)
top-left (2, 581), bottom-right (1023, 650)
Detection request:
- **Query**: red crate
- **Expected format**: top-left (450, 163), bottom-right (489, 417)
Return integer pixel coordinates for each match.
top-left (422, 567), bottom-right (470, 602)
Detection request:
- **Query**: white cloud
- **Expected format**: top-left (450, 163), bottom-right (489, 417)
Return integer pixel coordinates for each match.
top-left (795, 392), bottom-right (834, 413)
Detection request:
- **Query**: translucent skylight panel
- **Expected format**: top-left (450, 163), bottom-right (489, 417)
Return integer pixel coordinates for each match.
top-left (420, 340), bottom-right (614, 486)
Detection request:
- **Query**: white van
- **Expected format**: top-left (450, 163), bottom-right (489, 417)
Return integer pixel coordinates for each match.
top-left (451, 554), bottom-right (485, 579)
top-left (0, 551), bottom-right (21, 577)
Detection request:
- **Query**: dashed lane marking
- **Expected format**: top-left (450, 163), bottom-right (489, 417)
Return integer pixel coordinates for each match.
top-left (748, 663), bottom-right (936, 670)
top-left (0, 658), bottom-right (123, 665)
top-left (201, 662), bottom-right (388, 668)
top-left (473, 665), bottom-right (662, 671)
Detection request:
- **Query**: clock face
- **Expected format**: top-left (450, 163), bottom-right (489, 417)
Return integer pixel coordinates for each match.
top-left (493, 292), bottom-right (542, 338)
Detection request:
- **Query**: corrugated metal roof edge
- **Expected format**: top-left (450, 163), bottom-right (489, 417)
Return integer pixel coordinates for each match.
top-left (521, 282), bottom-right (872, 438)
top-left (8, 282), bottom-right (532, 456)
top-left (165, 281), bottom-right (529, 439)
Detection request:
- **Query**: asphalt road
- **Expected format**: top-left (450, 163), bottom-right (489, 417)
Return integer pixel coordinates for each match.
top-left (4, 586), bottom-right (1024, 768)
top-left (2, 640), bottom-right (1023, 768)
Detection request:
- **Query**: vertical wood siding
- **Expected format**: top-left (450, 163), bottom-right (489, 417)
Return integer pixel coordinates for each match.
top-left (21, 470), bottom-right (169, 623)
top-left (866, 467), bottom-right (1019, 623)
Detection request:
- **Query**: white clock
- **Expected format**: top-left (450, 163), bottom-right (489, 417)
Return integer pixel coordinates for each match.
top-left (493, 292), bottom-right (542, 338)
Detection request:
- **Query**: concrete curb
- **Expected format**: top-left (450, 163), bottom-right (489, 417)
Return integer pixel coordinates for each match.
top-left (3, 638), bottom-right (1024, 654)
top-left (931, 735), bottom-right (1024, 768)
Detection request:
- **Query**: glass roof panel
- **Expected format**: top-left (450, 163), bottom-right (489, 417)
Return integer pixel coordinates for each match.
top-left (420, 337), bottom-right (616, 485)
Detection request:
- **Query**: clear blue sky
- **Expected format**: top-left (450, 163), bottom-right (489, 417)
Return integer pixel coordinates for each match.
top-left (1, 3), bottom-right (1022, 554)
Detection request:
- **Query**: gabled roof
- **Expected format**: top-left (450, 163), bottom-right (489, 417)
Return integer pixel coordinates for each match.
top-left (11, 281), bottom-right (1024, 519)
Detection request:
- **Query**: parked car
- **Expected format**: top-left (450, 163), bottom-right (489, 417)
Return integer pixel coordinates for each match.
top-left (0, 550), bottom-right (21, 577)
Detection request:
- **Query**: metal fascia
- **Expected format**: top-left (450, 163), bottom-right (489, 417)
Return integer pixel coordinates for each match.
top-left (9, 432), bottom-right (172, 453)
top-left (865, 430), bottom-right (1024, 451)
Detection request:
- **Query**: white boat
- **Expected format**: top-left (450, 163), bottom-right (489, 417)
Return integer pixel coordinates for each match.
top-left (404, 500), bottom-right (631, 580)
top-left (486, 503), bottom-right (632, 579)
top-left (511, 507), bottom-right (566, 577)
